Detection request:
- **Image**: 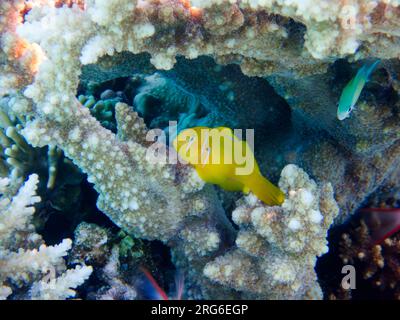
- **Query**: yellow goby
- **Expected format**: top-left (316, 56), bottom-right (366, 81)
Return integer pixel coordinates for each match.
top-left (172, 126), bottom-right (285, 206)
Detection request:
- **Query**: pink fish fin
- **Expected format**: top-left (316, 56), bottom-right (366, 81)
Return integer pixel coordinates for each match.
top-left (359, 208), bottom-right (400, 245)
top-left (139, 266), bottom-right (169, 300)
top-left (174, 270), bottom-right (185, 300)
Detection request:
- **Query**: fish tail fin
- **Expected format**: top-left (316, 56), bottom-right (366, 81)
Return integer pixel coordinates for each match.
top-left (246, 173), bottom-right (285, 206)
top-left (174, 270), bottom-right (185, 300)
top-left (139, 266), bottom-right (169, 300)
top-left (359, 207), bottom-right (400, 245)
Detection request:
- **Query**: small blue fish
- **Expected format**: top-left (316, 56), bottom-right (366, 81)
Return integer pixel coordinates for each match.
top-left (337, 60), bottom-right (380, 120)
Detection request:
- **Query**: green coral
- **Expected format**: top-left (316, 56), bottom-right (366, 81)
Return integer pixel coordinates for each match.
top-left (78, 93), bottom-right (122, 133)
top-left (116, 230), bottom-right (146, 260)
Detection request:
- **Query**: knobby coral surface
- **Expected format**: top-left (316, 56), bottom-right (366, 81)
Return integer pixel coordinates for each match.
top-left (0, 0), bottom-right (359, 299)
top-left (338, 218), bottom-right (400, 299)
top-left (1, 1), bottom-right (235, 298)
top-left (204, 165), bottom-right (339, 299)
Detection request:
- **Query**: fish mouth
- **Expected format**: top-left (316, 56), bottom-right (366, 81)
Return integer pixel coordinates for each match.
top-left (337, 111), bottom-right (349, 121)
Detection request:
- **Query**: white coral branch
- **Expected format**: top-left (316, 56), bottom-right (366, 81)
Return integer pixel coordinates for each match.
top-left (1, 239), bottom-right (72, 284)
top-left (0, 173), bottom-right (40, 240)
top-left (0, 174), bottom-right (92, 299)
top-left (30, 265), bottom-right (93, 300)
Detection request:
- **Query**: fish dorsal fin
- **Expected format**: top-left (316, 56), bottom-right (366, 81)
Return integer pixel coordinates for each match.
top-left (358, 59), bottom-right (380, 82)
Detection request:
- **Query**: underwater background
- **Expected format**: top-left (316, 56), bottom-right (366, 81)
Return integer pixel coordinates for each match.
top-left (0, 0), bottom-right (399, 300)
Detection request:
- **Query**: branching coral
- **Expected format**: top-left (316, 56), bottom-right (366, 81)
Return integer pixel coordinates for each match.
top-left (0, 174), bottom-right (92, 299)
top-left (193, 0), bottom-right (400, 63)
top-left (0, 0), bottom-right (345, 299)
top-left (338, 218), bottom-right (400, 299)
top-left (2, 0), bottom-right (400, 86)
top-left (203, 164), bottom-right (339, 299)
top-left (78, 92), bottom-right (122, 133)
top-left (0, 0), bottom-right (43, 96)
top-left (0, 98), bottom-right (61, 190)
top-left (20, 0), bottom-right (400, 78)
top-left (0, 96), bottom-right (86, 234)
top-left (1, 2), bottom-right (235, 299)
top-left (3, 0), bottom-right (395, 226)
top-left (70, 222), bottom-right (139, 300)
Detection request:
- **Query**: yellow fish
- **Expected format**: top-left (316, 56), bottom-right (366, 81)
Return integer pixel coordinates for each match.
top-left (172, 126), bottom-right (285, 206)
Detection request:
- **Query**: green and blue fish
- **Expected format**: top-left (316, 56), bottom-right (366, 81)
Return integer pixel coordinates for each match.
top-left (337, 60), bottom-right (380, 121)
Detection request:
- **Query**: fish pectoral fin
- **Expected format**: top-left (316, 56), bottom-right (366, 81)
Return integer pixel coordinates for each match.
top-left (220, 176), bottom-right (246, 192)
top-left (243, 186), bottom-right (250, 194)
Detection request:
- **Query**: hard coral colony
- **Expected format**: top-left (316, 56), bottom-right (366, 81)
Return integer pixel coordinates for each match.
top-left (0, 0), bottom-right (399, 302)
